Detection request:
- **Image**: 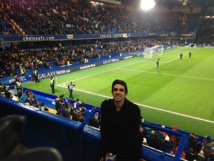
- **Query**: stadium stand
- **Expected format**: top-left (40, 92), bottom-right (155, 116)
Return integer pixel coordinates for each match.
top-left (1, 94), bottom-right (213, 161)
top-left (0, 0), bottom-right (214, 160)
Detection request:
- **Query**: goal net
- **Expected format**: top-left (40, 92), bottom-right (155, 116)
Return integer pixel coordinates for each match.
top-left (144, 45), bottom-right (164, 59)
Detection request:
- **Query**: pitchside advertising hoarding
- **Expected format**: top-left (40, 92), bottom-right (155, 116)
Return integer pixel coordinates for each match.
top-left (8, 76), bottom-right (27, 85)
top-left (7, 54), bottom-right (138, 85)
top-left (6, 54), bottom-right (139, 85)
top-left (38, 69), bottom-right (72, 79)
top-left (1, 31), bottom-right (195, 42)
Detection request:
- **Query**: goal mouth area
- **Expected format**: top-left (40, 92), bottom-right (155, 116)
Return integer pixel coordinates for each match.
top-left (144, 45), bottom-right (164, 58)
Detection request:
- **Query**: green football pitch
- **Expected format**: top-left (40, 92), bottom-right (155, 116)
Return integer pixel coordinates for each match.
top-left (23, 47), bottom-right (214, 138)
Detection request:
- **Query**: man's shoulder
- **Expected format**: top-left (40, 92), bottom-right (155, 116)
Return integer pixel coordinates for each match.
top-left (101, 99), bottom-right (113, 107)
top-left (125, 98), bottom-right (138, 106)
top-left (125, 99), bottom-right (140, 111)
top-left (102, 98), bottom-right (113, 103)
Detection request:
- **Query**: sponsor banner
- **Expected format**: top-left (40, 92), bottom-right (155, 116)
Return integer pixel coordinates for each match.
top-left (103, 59), bottom-right (119, 65)
top-left (66, 34), bottom-right (73, 39)
top-left (38, 69), bottom-right (72, 79)
top-left (2, 35), bottom-right (68, 42)
top-left (20, 50), bottom-right (160, 84)
top-left (204, 46), bottom-right (214, 48)
top-left (79, 64), bottom-right (96, 70)
top-left (123, 55), bottom-right (133, 59)
top-left (100, 33), bottom-right (132, 38)
top-left (23, 36), bottom-right (55, 41)
top-left (19, 76), bottom-right (27, 81)
top-left (1, 32), bottom-right (196, 42)
top-left (180, 33), bottom-right (194, 37)
top-left (160, 34), bottom-right (168, 36)
top-left (9, 78), bottom-right (16, 84)
top-left (170, 32), bottom-right (177, 36)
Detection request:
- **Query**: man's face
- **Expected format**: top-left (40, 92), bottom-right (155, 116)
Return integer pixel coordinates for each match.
top-left (112, 84), bottom-right (127, 103)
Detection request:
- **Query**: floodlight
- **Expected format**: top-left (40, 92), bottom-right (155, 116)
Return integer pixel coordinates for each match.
top-left (140, 0), bottom-right (156, 11)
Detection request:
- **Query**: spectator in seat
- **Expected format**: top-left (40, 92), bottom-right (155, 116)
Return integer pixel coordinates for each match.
top-left (77, 113), bottom-right (84, 122)
top-left (202, 136), bottom-right (213, 161)
top-left (4, 87), bottom-right (12, 99)
top-left (80, 106), bottom-right (86, 117)
top-left (169, 125), bottom-right (180, 150)
top-left (17, 89), bottom-right (22, 100)
top-left (89, 113), bottom-right (100, 128)
top-left (185, 148), bottom-right (196, 161)
top-left (66, 102), bottom-right (73, 118)
top-left (75, 99), bottom-right (81, 110)
top-left (196, 150), bottom-right (206, 161)
top-left (161, 135), bottom-right (173, 153)
top-left (142, 138), bottom-right (148, 145)
top-left (58, 105), bottom-right (70, 118)
top-left (147, 130), bottom-right (162, 150)
top-left (20, 92), bottom-right (27, 103)
top-left (39, 102), bottom-right (49, 111)
top-left (188, 133), bottom-right (199, 154)
top-left (55, 97), bottom-right (62, 114)
top-left (139, 125), bottom-right (147, 141)
top-left (72, 109), bottom-right (79, 121)
top-left (174, 146), bottom-right (186, 159)
top-left (80, 100), bottom-right (86, 108)
top-left (12, 94), bottom-right (19, 102)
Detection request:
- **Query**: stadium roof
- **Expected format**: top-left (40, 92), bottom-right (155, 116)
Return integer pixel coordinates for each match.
top-left (118, 0), bottom-right (211, 6)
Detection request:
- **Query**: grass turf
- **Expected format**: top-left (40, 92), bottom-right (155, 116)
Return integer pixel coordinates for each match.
top-left (23, 47), bottom-right (214, 138)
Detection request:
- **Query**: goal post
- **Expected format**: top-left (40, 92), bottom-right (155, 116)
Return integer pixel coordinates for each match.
top-left (144, 45), bottom-right (164, 59)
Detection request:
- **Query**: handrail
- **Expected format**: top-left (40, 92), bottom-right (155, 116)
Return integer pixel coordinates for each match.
top-left (141, 122), bottom-right (188, 161)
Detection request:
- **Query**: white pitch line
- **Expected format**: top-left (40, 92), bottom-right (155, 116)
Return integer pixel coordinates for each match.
top-left (62, 86), bottom-right (214, 124)
top-left (164, 51), bottom-right (190, 63)
top-left (165, 58), bottom-right (179, 63)
top-left (74, 88), bottom-right (110, 98)
top-left (119, 68), bottom-right (214, 81)
top-left (57, 60), bottom-right (144, 86)
top-left (58, 48), bottom-right (185, 86)
top-left (56, 47), bottom-right (214, 123)
top-left (135, 102), bottom-right (214, 124)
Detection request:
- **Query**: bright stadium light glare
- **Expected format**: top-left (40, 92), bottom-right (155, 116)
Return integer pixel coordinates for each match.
top-left (140, 0), bottom-right (156, 11)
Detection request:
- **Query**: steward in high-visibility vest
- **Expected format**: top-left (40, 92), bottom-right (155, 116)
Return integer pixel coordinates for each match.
top-left (33, 69), bottom-right (40, 83)
top-left (0, 83), bottom-right (3, 92)
top-left (67, 60), bottom-right (70, 65)
top-left (16, 80), bottom-right (22, 91)
top-left (50, 76), bottom-right (55, 94)
top-left (20, 67), bottom-right (26, 75)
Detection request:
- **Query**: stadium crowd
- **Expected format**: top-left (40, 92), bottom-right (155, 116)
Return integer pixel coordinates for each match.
top-left (0, 83), bottom-right (49, 111)
top-left (0, 82), bottom-right (100, 128)
top-left (0, 0), bottom-right (193, 35)
top-left (0, 38), bottom-right (184, 78)
top-left (0, 0), bottom-right (212, 79)
top-left (140, 124), bottom-right (214, 161)
top-left (197, 19), bottom-right (214, 46)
